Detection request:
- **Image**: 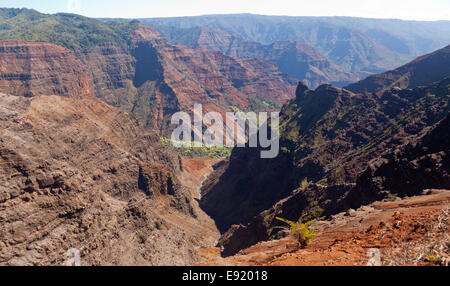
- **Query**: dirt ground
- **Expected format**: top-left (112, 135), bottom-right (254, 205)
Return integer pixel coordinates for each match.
top-left (197, 190), bottom-right (450, 266)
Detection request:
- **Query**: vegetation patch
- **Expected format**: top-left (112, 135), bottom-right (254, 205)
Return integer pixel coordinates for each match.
top-left (0, 8), bottom-right (138, 51)
top-left (160, 137), bottom-right (233, 159)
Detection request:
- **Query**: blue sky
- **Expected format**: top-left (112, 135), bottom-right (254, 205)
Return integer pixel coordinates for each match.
top-left (0, 0), bottom-right (449, 20)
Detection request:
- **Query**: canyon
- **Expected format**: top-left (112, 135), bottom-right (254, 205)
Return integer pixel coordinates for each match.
top-left (0, 9), bottom-right (296, 137)
top-left (0, 8), bottom-right (448, 266)
top-left (145, 25), bottom-right (359, 88)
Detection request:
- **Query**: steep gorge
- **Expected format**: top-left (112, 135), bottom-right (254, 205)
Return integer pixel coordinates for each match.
top-left (130, 24), bottom-right (296, 133)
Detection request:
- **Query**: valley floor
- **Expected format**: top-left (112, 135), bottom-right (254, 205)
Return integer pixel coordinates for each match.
top-left (196, 190), bottom-right (450, 266)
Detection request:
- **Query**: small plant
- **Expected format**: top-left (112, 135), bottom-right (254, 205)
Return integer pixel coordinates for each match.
top-left (275, 214), bottom-right (323, 247)
top-left (425, 254), bottom-right (436, 261)
top-left (300, 177), bottom-right (309, 187)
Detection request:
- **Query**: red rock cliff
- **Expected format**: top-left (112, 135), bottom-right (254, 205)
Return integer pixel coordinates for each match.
top-left (0, 41), bottom-right (93, 98)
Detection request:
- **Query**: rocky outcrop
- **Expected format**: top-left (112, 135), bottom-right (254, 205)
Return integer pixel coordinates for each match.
top-left (214, 184), bottom-right (353, 257)
top-left (0, 93), bottom-right (218, 265)
top-left (346, 45), bottom-right (450, 93)
top-left (0, 41), bottom-right (93, 98)
top-left (341, 113), bottom-right (450, 209)
top-left (201, 78), bottom-right (450, 233)
top-left (77, 46), bottom-right (136, 106)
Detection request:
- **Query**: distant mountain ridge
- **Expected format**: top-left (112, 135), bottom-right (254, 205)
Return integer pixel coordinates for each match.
top-left (140, 14), bottom-right (450, 75)
top-left (141, 14), bottom-right (450, 55)
top-left (346, 45), bottom-right (450, 93)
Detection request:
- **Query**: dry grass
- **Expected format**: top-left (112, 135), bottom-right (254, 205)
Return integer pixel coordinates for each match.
top-left (382, 207), bottom-right (449, 266)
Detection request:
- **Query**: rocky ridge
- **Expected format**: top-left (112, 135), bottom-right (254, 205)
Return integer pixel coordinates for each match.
top-left (201, 77), bottom-right (450, 234)
top-left (142, 15), bottom-right (426, 74)
top-left (212, 110), bottom-right (450, 257)
top-left (346, 45), bottom-right (450, 93)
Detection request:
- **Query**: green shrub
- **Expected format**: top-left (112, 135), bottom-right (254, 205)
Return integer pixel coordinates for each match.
top-left (275, 214), bottom-right (323, 247)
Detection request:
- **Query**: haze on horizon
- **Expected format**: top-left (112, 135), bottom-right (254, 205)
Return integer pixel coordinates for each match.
top-left (1, 0), bottom-right (450, 21)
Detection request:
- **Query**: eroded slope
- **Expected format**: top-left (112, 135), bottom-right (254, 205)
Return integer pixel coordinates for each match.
top-left (0, 93), bottom-right (218, 265)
